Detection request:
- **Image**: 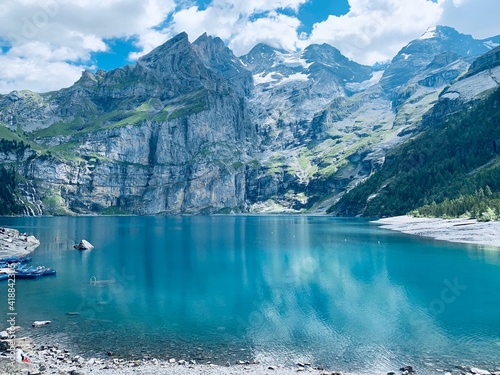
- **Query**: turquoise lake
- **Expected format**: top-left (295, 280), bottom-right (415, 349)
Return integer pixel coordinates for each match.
top-left (0, 215), bottom-right (499, 373)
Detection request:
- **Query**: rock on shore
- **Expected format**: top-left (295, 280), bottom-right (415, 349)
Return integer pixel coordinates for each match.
top-left (0, 227), bottom-right (40, 258)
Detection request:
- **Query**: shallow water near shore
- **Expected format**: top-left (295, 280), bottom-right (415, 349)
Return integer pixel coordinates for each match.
top-left (0, 215), bottom-right (499, 373)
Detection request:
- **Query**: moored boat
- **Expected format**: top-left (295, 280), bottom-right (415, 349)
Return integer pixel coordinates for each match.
top-left (0, 256), bottom-right (32, 264)
top-left (1, 257), bottom-right (56, 279)
top-left (35, 266), bottom-right (57, 276)
top-left (14, 272), bottom-right (43, 279)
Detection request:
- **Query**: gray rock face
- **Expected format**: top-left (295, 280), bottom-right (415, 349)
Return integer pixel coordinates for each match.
top-left (466, 45), bottom-right (500, 77)
top-left (193, 33), bottom-right (254, 96)
top-left (2, 32), bottom-right (253, 215)
top-left (1, 27), bottom-right (500, 215)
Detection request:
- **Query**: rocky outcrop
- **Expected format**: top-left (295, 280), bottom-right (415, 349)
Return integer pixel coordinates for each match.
top-left (0, 228), bottom-right (39, 257)
top-left (1, 32), bottom-right (255, 215)
top-left (465, 45), bottom-right (500, 77)
top-left (380, 26), bottom-right (496, 95)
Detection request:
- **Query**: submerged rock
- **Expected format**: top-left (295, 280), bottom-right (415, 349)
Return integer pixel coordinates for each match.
top-left (73, 240), bottom-right (94, 250)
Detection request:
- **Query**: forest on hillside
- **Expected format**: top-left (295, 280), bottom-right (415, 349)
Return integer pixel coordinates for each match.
top-left (332, 87), bottom-right (500, 219)
top-left (0, 139), bottom-right (27, 215)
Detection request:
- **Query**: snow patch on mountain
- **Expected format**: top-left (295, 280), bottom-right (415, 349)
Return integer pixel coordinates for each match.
top-left (420, 26), bottom-right (437, 40)
top-left (274, 51), bottom-right (313, 69)
top-left (484, 40), bottom-right (500, 50)
top-left (253, 72), bottom-right (277, 85)
top-left (279, 73), bottom-right (309, 85)
top-left (346, 71), bottom-right (384, 92)
top-left (253, 72), bottom-right (310, 86)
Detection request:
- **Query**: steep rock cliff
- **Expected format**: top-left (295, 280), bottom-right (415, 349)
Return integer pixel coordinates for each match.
top-left (0, 32), bottom-right (253, 214)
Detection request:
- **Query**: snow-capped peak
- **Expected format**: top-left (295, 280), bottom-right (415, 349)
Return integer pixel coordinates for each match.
top-left (420, 26), bottom-right (437, 40)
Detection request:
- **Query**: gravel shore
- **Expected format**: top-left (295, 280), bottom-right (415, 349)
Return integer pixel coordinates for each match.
top-left (1, 344), bottom-right (499, 375)
top-left (373, 216), bottom-right (500, 248)
top-left (0, 341), bottom-right (362, 375)
top-left (1, 330), bottom-right (498, 375)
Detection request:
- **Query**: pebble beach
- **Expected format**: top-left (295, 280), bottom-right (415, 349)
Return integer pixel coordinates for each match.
top-left (1, 339), bottom-right (499, 375)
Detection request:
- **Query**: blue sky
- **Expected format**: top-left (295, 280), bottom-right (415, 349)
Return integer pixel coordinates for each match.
top-left (0, 0), bottom-right (499, 93)
top-left (285, 0), bottom-right (350, 35)
top-left (93, 38), bottom-right (142, 72)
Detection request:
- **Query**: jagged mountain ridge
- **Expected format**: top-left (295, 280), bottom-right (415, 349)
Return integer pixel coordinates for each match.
top-left (0, 25), bottom-right (500, 215)
top-left (0, 32), bottom-right (254, 214)
top-left (380, 25), bottom-right (500, 94)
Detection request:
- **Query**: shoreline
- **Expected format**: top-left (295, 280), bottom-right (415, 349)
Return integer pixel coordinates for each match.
top-left (1, 334), bottom-right (499, 375)
top-left (373, 216), bottom-right (500, 248)
top-left (1, 335), bottom-right (366, 375)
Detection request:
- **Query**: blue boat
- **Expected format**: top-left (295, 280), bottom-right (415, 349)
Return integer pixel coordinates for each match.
top-left (0, 274), bottom-right (9, 281)
top-left (0, 256), bottom-right (32, 264)
top-left (15, 265), bottom-right (37, 273)
top-left (14, 266), bottom-right (56, 278)
top-left (1, 257), bottom-right (57, 279)
top-left (34, 266), bottom-right (56, 276)
top-left (13, 272), bottom-right (42, 279)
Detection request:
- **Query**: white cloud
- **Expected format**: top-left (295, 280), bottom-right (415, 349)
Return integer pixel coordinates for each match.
top-left (228, 12), bottom-right (302, 56)
top-left (0, 0), bottom-right (176, 93)
top-left (0, 55), bottom-right (85, 93)
top-left (304, 0), bottom-right (443, 65)
top-left (170, 5), bottom-right (240, 42)
top-left (209, 0), bottom-right (306, 14)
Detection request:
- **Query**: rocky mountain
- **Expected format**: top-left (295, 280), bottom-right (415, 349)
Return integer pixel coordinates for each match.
top-left (241, 42), bottom-right (372, 127)
top-left (331, 84), bottom-right (500, 217)
top-left (0, 32), bottom-right (254, 214)
top-left (1, 26), bottom-right (500, 215)
top-left (380, 26), bottom-right (500, 94)
top-left (464, 45), bottom-right (500, 77)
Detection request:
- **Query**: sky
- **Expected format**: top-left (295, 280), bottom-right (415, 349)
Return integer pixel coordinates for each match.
top-left (0, 0), bottom-right (499, 94)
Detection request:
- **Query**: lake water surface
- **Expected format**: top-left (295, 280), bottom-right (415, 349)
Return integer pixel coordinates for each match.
top-left (0, 216), bottom-right (499, 373)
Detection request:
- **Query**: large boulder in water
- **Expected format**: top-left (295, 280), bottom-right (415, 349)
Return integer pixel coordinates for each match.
top-left (74, 239), bottom-right (94, 250)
